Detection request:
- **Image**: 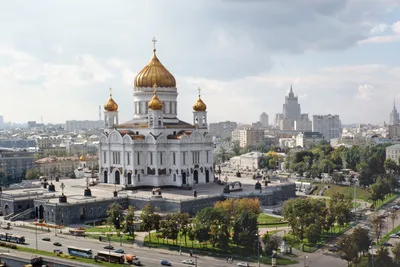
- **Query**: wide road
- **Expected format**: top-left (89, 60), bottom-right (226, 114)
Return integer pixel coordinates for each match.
top-left (4, 226), bottom-right (259, 267)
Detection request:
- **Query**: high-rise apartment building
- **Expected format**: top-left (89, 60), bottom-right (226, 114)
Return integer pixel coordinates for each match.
top-left (209, 121), bottom-right (237, 139)
top-left (232, 128), bottom-right (265, 148)
top-left (259, 112), bottom-right (269, 127)
top-left (312, 115), bottom-right (342, 141)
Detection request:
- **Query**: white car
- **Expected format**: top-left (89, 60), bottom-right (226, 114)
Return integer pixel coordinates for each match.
top-left (182, 259), bottom-right (195, 265)
top-left (237, 263), bottom-right (250, 267)
top-left (390, 234), bottom-right (399, 238)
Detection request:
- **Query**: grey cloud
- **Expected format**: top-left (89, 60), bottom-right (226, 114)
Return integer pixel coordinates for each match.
top-left (0, 0), bottom-right (396, 80)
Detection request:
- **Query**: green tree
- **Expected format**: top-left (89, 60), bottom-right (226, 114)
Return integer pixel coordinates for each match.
top-left (330, 192), bottom-right (352, 228)
top-left (106, 203), bottom-right (124, 230)
top-left (232, 211), bottom-right (258, 248)
top-left (371, 215), bottom-right (386, 242)
top-left (392, 242), bottom-right (400, 265)
top-left (0, 169), bottom-right (8, 186)
top-left (390, 211), bottom-right (399, 231)
top-left (25, 168), bottom-right (40, 180)
top-left (177, 213), bottom-right (190, 246)
top-left (141, 204), bottom-right (155, 241)
top-left (374, 246), bottom-right (394, 267)
top-left (351, 227), bottom-right (371, 256)
top-left (124, 205), bottom-right (135, 239)
top-left (338, 235), bottom-right (358, 267)
top-left (262, 233), bottom-right (282, 255)
top-left (305, 223), bottom-right (321, 246)
top-left (193, 207), bottom-right (230, 249)
top-left (384, 158), bottom-right (398, 174)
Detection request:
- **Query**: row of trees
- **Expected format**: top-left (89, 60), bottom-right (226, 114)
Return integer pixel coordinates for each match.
top-left (282, 193), bottom-right (352, 246)
top-left (139, 198), bottom-right (262, 251)
top-left (285, 142), bottom-right (392, 186)
top-left (338, 226), bottom-right (400, 267)
top-left (106, 203), bottom-right (136, 238)
top-left (105, 198), bottom-right (271, 254)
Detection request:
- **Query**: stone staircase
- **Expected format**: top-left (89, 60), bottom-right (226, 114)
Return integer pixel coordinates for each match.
top-left (9, 208), bottom-right (35, 221)
top-left (3, 213), bottom-right (14, 220)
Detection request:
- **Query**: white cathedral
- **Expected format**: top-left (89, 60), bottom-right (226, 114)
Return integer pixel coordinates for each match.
top-left (99, 41), bottom-right (214, 188)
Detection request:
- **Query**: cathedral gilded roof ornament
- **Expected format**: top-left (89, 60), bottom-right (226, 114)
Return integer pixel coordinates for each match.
top-left (104, 87), bottom-right (119, 112)
top-left (148, 83), bottom-right (163, 110)
top-left (134, 37), bottom-right (176, 88)
top-left (193, 87), bottom-right (207, 112)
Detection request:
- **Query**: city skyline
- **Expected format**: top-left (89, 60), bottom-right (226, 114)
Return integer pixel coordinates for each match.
top-left (0, 0), bottom-right (399, 125)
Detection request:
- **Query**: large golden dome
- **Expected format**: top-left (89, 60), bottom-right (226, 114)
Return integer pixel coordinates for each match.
top-left (134, 48), bottom-right (176, 88)
top-left (148, 84), bottom-right (163, 110)
top-left (193, 88), bottom-right (207, 112)
top-left (104, 88), bottom-right (118, 112)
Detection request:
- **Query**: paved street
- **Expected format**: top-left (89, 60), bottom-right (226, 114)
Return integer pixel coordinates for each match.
top-left (2, 226), bottom-right (268, 267)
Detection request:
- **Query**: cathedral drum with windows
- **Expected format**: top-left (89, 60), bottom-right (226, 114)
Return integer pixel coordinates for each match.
top-left (99, 40), bottom-right (214, 188)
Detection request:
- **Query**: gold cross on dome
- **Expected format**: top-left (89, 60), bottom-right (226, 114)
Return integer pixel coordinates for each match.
top-left (152, 37), bottom-right (157, 50)
top-left (198, 87), bottom-right (201, 97)
top-left (109, 87), bottom-right (112, 96)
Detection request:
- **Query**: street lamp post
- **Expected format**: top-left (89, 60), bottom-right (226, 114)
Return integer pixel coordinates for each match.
top-left (257, 232), bottom-right (260, 267)
top-left (304, 255), bottom-right (309, 267)
top-left (370, 244), bottom-right (374, 267)
top-left (354, 178), bottom-right (358, 213)
top-left (35, 222), bottom-right (38, 250)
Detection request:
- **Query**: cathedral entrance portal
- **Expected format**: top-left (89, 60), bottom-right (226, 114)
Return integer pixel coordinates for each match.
top-left (4, 205), bottom-right (9, 216)
top-left (38, 205), bottom-right (44, 220)
top-left (193, 170), bottom-right (198, 184)
top-left (104, 171), bottom-right (108, 183)
top-left (182, 172), bottom-right (187, 185)
top-left (205, 170), bottom-right (210, 183)
top-left (115, 170), bottom-right (120, 184)
top-left (127, 173), bottom-right (132, 185)
top-left (80, 207), bottom-right (86, 221)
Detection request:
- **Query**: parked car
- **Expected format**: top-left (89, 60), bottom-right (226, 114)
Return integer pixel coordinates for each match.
top-left (237, 263), bottom-right (250, 267)
top-left (328, 245), bottom-right (340, 252)
top-left (381, 242), bottom-right (393, 247)
top-left (53, 249), bottom-right (62, 254)
top-left (104, 245), bottom-right (114, 250)
top-left (114, 249), bottom-right (124, 253)
top-left (390, 234), bottom-right (399, 239)
top-left (182, 259), bottom-right (195, 265)
top-left (161, 260), bottom-right (172, 266)
top-left (42, 237), bottom-right (51, 241)
top-left (53, 242), bottom-right (62, 246)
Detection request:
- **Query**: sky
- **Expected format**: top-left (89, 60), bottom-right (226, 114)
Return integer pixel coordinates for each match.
top-left (0, 0), bottom-right (399, 125)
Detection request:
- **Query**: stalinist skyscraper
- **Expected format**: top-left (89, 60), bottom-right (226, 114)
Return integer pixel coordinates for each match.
top-left (275, 86), bottom-right (311, 131)
top-left (389, 99), bottom-right (400, 125)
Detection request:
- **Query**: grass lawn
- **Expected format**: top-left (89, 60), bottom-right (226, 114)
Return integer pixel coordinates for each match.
top-left (86, 233), bottom-right (135, 244)
top-left (16, 246), bottom-right (122, 267)
top-left (374, 193), bottom-right (399, 210)
top-left (259, 223), bottom-right (288, 228)
top-left (258, 213), bottom-right (288, 228)
top-left (85, 226), bottom-right (115, 233)
top-left (285, 225), bottom-right (352, 253)
top-left (380, 222), bottom-right (400, 244)
top-left (144, 232), bottom-right (298, 265)
top-left (323, 184), bottom-right (370, 201)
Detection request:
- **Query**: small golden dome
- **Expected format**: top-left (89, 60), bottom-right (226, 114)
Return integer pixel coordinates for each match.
top-left (193, 88), bottom-right (207, 112)
top-left (148, 84), bottom-right (163, 110)
top-left (104, 88), bottom-right (118, 112)
top-left (79, 155), bottom-right (86, 161)
top-left (134, 39), bottom-right (176, 88)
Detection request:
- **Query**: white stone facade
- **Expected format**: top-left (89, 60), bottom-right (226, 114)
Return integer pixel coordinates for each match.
top-left (99, 46), bottom-right (214, 188)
